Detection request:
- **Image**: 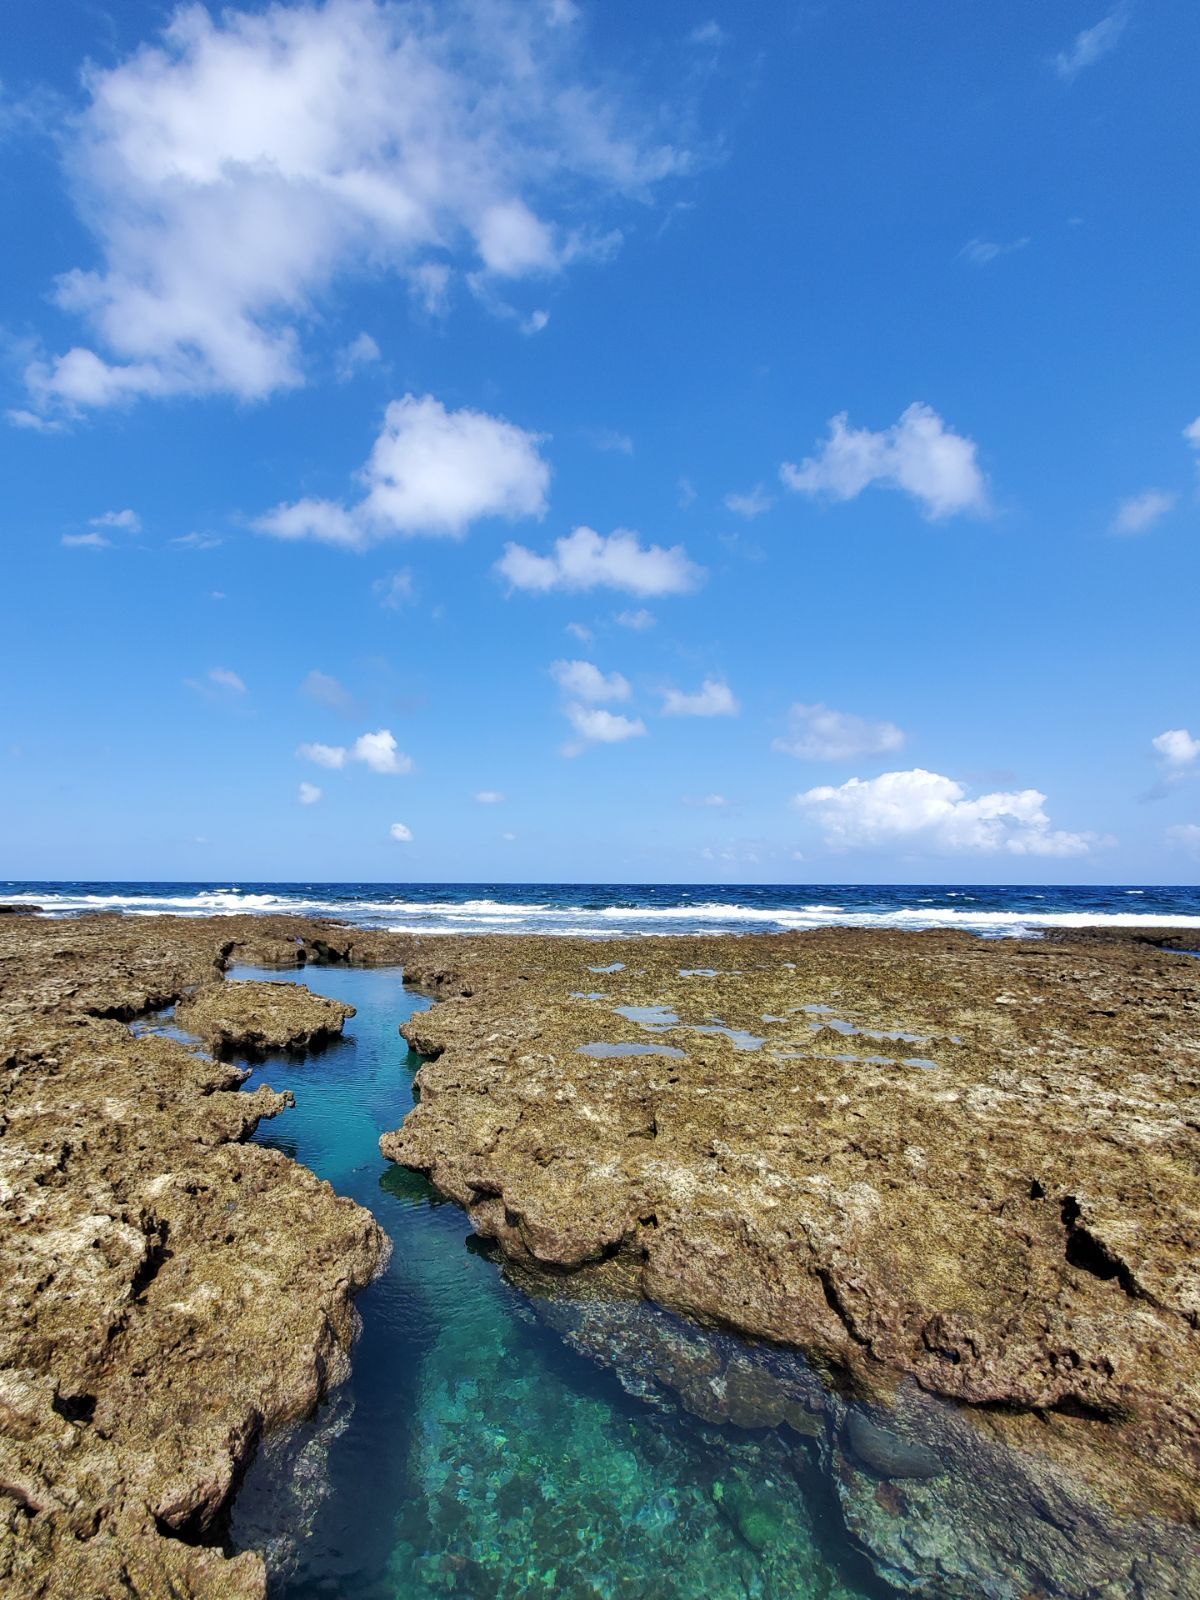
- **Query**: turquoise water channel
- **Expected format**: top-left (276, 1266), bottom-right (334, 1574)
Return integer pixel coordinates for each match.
top-left (216, 964), bottom-right (887, 1599)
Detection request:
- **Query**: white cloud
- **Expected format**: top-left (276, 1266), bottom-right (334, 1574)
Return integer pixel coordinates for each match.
top-left (208, 667), bottom-right (246, 693)
top-left (682, 793), bottom-right (727, 808)
top-left (297, 727), bottom-right (411, 774)
top-left (958, 237), bottom-right (1029, 266)
top-left (564, 703), bottom-right (646, 745)
top-left (794, 768), bottom-right (1098, 857)
top-left (1153, 729), bottom-right (1200, 767)
top-left (90, 507), bottom-right (142, 533)
top-left (551, 658), bottom-right (631, 702)
top-left (587, 428), bottom-right (634, 455)
top-left (565, 620), bottom-right (593, 642)
top-left (723, 485), bottom-right (773, 518)
top-left (26, 0), bottom-right (687, 416)
top-left (258, 394), bottom-right (550, 547)
top-left (614, 607), bottom-right (655, 630)
top-left (389, 821), bottom-right (413, 842)
top-left (689, 22), bottom-right (725, 47)
top-left (336, 331), bottom-right (381, 381)
top-left (6, 408), bottom-right (64, 432)
top-left (773, 703), bottom-right (906, 762)
top-left (352, 729), bottom-right (412, 774)
top-left (62, 531), bottom-right (110, 549)
top-left (498, 525), bottom-right (703, 596)
top-left (298, 781), bottom-right (322, 805)
top-left (474, 790), bottom-right (505, 804)
top-left (1055, 5), bottom-right (1129, 81)
top-left (1111, 489), bottom-right (1177, 536)
top-left (661, 677), bottom-right (738, 717)
top-left (1167, 823), bottom-right (1200, 857)
top-left (298, 741), bottom-right (348, 770)
top-left (302, 669), bottom-right (355, 713)
top-left (1185, 417), bottom-right (1200, 453)
top-left (780, 402), bottom-right (989, 519)
top-left (375, 569), bottom-right (415, 608)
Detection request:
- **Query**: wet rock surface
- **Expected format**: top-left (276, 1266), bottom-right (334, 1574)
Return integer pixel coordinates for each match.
top-left (176, 979), bottom-right (355, 1058)
top-left (0, 914), bottom-right (387, 1599)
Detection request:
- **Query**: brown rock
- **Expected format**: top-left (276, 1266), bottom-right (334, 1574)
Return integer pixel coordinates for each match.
top-left (176, 979), bottom-right (355, 1057)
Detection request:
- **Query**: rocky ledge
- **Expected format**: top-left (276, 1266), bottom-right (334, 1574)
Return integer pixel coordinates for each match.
top-left (0, 914), bottom-right (388, 1599)
top-left (176, 979), bottom-right (355, 1058)
top-left (380, 922), bottom-right (1200, 1595)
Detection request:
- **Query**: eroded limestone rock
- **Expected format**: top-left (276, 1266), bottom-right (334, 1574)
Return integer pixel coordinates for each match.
top-left (176, 979), bottom-right (355, 1058)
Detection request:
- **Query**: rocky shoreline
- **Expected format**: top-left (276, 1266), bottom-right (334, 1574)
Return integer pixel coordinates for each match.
top-left (2, 911), bottom-right (1199, 1597)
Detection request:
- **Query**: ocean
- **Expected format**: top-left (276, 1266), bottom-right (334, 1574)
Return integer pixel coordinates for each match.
top-left (4, 879), bottom-right (1199, 938)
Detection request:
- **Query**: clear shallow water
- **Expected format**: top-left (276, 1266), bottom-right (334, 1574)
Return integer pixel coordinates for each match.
top-left (6, 879), bottom-right (1200, 937)
top-left (219, 964), bottom-right (887, 1600)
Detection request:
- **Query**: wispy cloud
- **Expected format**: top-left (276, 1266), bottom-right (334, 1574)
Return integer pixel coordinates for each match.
top-left (301, 669), bottom-right (357, 714)
top-left (1111, 488), bottom-right (1177, 536)
top-left (298, 781), bottom-right (322, 805)
top-left (62, 531), bottom-right (110, 549)
top-left (774, 703), bottom-right (906, 762)
top-left (723, 485), bottom-right (773, 519)
top-left (1054, 5), bottom-right (1130, 82)
top-left (90, 507), bottom-right (141, 533)
top-left (661, 677), bottom-right (738, 717)
top-left (958, 236), bottom-right (1029, 266)
top-left (551, 659), bottom-right (631, 702)
top-left (474, 790), bottom-right (505, 804)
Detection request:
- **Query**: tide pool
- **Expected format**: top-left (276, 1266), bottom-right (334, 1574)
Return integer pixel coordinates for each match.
top-left (222, 963), bottom-right (885, 1599)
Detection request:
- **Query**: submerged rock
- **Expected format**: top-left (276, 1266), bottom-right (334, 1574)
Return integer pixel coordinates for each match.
top-left (176, 978), bottom-right (355, 1057)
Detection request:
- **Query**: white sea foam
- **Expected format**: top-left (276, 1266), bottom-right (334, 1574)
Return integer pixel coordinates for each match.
top-left (9, 887), bottom-right (1200, 940)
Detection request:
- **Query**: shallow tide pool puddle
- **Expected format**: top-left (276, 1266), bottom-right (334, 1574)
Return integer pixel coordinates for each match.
top-left (220, 964), bottom-right (887, 1600)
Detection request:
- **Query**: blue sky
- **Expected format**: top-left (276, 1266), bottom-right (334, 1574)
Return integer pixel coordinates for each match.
top-left (2, 0), bottom-right (1198, 884)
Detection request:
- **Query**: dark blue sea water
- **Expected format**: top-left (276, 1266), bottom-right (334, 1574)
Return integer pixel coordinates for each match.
top-left (5, 879), bottom-right (1200, 937)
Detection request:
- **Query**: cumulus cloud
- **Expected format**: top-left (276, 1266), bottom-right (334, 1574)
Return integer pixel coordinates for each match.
top-left (297, 741), bottom-right (348, 769)
top-left (497, 525), bottom-right (703, 596)
top-left (26, 0), bottom-right (687, 417)
top-left (474, 790), bottom-right (505, 804)
top-left (297, 728), bottom-right (411, 773)
top-left (1153, 729), bottom-right (1200, 766)
top-left (773, 703), bottom-right (906, 762)
top-left (723, 485), bottom-right (773, 519)
top-left (257, 394), bottom-right (549, 547)
top-left (1111, 489), bottom-right (1177, 536)
top-left (564, 704), bottom-right (646, 746)
top-left (389, 821), bottom-right (413, 842)
top-left (1055, 5), bottom-right (1129, 81)
top-left (298, 781), bottom-right (322, 805)
top-left (780, 403), bottom-right (989, 519)
top-left (551, 658), bottom-right (631, 702)
top-left (661, 677), bottom-right (738, 717)
top-left (794, 768), bottom-right (1098, 857)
